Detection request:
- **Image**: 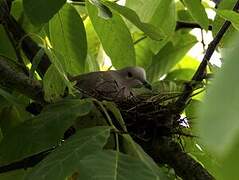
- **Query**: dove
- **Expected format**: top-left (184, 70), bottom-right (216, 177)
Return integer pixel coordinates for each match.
top-left (70, 67), bottom-right (151, 102)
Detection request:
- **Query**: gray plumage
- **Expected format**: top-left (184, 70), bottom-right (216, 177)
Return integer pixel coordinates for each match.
top-left (70, 67), bottom-right (151, 102)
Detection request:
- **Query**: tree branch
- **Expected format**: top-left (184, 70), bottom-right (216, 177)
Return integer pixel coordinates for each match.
top-left (0, 57), bottom-right (44, 103)
top-left (175, 0), bottom-right (239, 113)
top-left (0, 3), bottom-right (51, 77)
top-left (152, 137), bottom-right (214, 180)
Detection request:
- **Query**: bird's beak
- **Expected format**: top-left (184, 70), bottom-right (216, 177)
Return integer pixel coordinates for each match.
top-left (143, 81), bottom-right (152, 90)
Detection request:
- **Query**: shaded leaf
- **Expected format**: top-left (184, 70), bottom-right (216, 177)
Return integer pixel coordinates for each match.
top-left (0, 25), bottom-right (17, 60)
top-left (78, 150), bottom-right (161, 180)
top-left (197, 36), bottom-right (239, 155)
top-left (0, 99), bottom-right (93, 165)
top-left (23, 0), bottom-right (66, 25)
top-left (25, 126), bottom-right (111, 180)
top-left (122, 135), bottom-right (170, 179)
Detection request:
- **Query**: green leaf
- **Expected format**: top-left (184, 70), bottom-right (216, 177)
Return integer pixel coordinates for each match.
top-left (165, 68), bottom-right (195, 81)
top-left (86, 0), bottom-right (136, 68)
top-left (89, 0), bottom-right (112, 19)
top-left (121, 135), bottom-right (170, 179)
top-left (43, 65), bottom-right (66, 102)
top-left (185, 99), bottom-right (202, 120)
top-left (49, 3), bottom-right (87, 75)
top-left (44, 48), bottom-right (74, 94)
top-left (102, 1), bottom-right (165, 40)
top-left (0, 88), bottom-right (26, 108)
top-left (78, 150), bottom-right (160, 180)
top-left (197, 35), bottom-right (239, 156)
top-left (216, 9), bottom-right (239, 31)
top-left (212, 0), bottom-right (237, 47)
top-left (103, 101), bottom-right (127, 131)
top-left (29, 48), bottom-right (45, 78)
top-left (182, 0), bottom-right (209, 30)
top-left (147, 31), bottom-right (197, 82)
top-left (23, 0), bottom-right (66, 25)
top-left (0, 25), bottom-right (17, 60)
top-left (25, 126), bottom-right (111, 180)
top-left (0, 169), bottom-right (27, 180)
top-left (0, 99), bottom-right (93, 165)
top-left (126, 0), bottom-right (176, 36)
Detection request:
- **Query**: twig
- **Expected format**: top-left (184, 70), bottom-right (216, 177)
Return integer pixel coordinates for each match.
top-left (175, 0), bottom-right (239, 113)
top-left (176, 21), bottom-right (212, 31)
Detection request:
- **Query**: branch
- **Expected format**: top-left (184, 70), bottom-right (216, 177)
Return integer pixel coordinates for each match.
top-left (0, 57), bottom-right (44, 103)
top-left (176, 21), bottom-right (212, 31)
top-left (152, 137), bottom-right (214, 180)
top-left (175, 0), bottom-right (239, 113)
top-left (0, 3), bottom-right (51, 77)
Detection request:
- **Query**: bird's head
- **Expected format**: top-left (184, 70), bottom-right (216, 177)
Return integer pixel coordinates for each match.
top-left (117, 67), bottom-right (152, 90)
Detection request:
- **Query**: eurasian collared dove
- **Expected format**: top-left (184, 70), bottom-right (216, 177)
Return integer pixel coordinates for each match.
top-left (70, 67), bottom-right (151, 102)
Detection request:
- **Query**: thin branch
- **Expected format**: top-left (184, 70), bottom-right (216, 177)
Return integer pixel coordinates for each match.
top-left (176, 21), bottom-right (212, 31)
top-left (175, 0), bottom-right (239, 113)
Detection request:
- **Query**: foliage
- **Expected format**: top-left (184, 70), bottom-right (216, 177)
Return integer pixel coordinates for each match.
top-left (0, 0), bottom-right (239, 179)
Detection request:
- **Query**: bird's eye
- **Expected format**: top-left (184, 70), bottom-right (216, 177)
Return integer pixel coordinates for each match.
top-left (127, 72), bottom-right (133, 78)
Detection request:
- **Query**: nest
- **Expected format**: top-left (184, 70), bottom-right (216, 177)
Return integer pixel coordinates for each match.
top-left (114, 90), bottom-right (190, 148)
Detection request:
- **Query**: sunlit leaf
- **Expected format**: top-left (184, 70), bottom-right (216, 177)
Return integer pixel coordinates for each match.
top-left (86, 0), bottom-right (136, 68)
top-left (126, 0), bottom-right (176, 36)
top-left (49, 3), bottom-right (87, 75)
top-left (216, 9), bottom-right (239, 31)
top-left (182, 0), bottom-right (209, 30)
top-left (102, 1), bottom-right (165, 40)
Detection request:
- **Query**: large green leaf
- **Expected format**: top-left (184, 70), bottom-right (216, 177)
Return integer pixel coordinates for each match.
top-left (182, 0), bottom-right (209, 30)
top-left (197, 36), bottom-right (239, 179)
top-left (147, 31), bottom-right (197, 82)
top-left (23, 0), bottom-right (66, 25)
top-left (25, 126), bottom-right (111, 180)
top-left (86, 0), bottom-right (136, 68)
top-left (78, 150), bottom-right (160, 180)
top-left (102, 1), bottom-right (165, 40)
top-left (0, 99), bottom-right (93, 165)
top-left (126, 0), bottom-right (176, 36)
top-left (49, 3), bottom-right (87, 75)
